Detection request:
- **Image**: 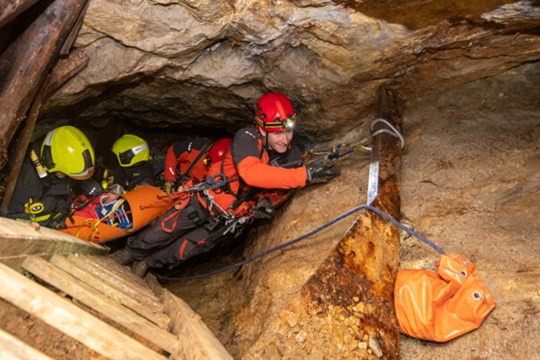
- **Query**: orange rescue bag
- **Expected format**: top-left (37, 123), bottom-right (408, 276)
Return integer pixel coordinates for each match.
top-left (60, 185), bottom-right (173, 243)
top-left (395, 253), bottom-right (496, 342)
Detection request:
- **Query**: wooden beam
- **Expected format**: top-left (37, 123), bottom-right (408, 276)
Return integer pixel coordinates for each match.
top-left (0, 216), bottom-right (105, 271)
top-left (59, 0), bottom-right (89, 55)
top-left (0, 49), bottom-right (89, 210)
top-left (67, 254), bottom-right (165, 308)
top-left (0, 0), bottom-right (43, 29)
top-left (288, 85), bottom-right (403, 358)
top-left (146, 274), bottom-right (233, 360)
top-left (0, 261), bottom-right (167, 360)
top-left (49, 254), bottom-right (171, 328)
top-left (22, 256), bottom-right (179, 355)
top-left (0, 0), bottom-right (88, 169)
top-left (160, 289), bottom-right (233, 360)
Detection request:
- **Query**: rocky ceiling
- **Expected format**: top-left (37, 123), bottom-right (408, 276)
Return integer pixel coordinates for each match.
top-left (40, 0), bottom-right (540, 142)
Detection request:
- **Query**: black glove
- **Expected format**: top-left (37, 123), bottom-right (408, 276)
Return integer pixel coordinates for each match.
top-left (306, 159), bottom-right (340, 184)
top-left (252, 197), bottom-right (275, 219)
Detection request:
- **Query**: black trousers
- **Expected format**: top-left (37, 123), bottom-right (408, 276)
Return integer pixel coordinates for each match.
top-left (126, 195), bottom-right (219, 268)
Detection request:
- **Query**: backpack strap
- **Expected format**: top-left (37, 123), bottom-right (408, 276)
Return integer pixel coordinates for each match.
top-left (181, 140), bottom-right (213, 181)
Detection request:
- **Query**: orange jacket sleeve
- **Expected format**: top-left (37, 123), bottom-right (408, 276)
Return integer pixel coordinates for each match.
top-left (237, 156), bottom-right (307, 189)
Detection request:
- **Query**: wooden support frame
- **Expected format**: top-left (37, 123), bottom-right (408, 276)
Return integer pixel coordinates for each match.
top-left (0, 49), bottom-right (89, 210)
top-left (0, 216), bottom-right (106, 271)
top-left (0, 0), bottom-right (43, 29)
top-left (146, 275), bottom-right (234, 360)
top-left (0, 0), bottom-right (88, 169)
top-left (49, 254), bottom-right (171, 328)
top-left (0, 261), bottom-right (167, 360)
top-left (22, 256), bottom-right (179, 355)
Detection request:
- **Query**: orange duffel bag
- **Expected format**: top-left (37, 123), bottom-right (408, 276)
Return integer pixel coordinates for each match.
top-left (395, 253), bottom-right (496, 342)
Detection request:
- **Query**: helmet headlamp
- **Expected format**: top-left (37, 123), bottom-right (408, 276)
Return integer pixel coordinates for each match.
top-left (255, 113), bottom-right (297, 132)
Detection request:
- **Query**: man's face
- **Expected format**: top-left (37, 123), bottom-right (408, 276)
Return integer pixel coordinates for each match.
top-left (261, 128), bottom-right (293, 153)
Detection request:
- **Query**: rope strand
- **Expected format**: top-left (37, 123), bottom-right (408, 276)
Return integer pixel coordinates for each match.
top-left (157, 204), bottom-right (445, 282)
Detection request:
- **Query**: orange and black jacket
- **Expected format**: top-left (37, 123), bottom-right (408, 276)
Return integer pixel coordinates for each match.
top-left (202, 127), bottom-right (306, 215)
top-left (164, 137), bottom-right (213, 184)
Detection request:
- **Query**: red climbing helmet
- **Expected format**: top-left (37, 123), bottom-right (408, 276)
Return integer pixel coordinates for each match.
top-left (207, 138), bottom-right (232, 164)
top-left (255, 92), bottom-right (296, 132)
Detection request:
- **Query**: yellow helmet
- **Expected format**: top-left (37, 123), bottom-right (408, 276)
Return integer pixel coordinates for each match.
top-left (40, 126), bottom-right (95, 180)
top-left (112, 134), bottom-right (150, 167)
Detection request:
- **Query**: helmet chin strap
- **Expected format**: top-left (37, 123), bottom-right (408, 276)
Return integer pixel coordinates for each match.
top-left (258, 126), bottom-right (271, 151)
top-left (265, 132), bottom-right (271, 151)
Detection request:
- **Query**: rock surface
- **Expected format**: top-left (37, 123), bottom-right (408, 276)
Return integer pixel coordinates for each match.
top-left (41, 0), bottom-right (540, 142)
top-left (5, 0), bottom-right (539, 358)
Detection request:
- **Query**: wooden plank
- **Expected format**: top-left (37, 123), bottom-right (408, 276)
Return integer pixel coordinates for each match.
top-left (0, 0), bottom-right (87, 168)
top-left (92, 255), bottom-right (149, 287)
top-left (0, 327), bottom-right (52, 360)
top-left (161, 290), bottom-right (233, 360)
top-left (59, 0), bottom-right (89, 55)
top-left (0, 0), bottom-right (43, 28)
top-left (0, 49), bottom-right (89, 210)
top-left (0, 262), bottom-right (166, 360)
top-left (68, 254), bottom-right (163, 306)
top-left (49, 254), bottom-right (170, 328)
top-left (0, 217), bottom-right (106, 271)
top-left (22, 256), bottom-right (178, 354)
top-left (80, 254), bottom-right (151, 288)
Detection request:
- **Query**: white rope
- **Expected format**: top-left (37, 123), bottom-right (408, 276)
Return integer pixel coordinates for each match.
top-left (371, 118), bottom-right (405, 149)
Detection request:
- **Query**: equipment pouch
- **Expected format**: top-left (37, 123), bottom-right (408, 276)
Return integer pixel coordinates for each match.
top-left (395, 253), bottom-right (496, 342)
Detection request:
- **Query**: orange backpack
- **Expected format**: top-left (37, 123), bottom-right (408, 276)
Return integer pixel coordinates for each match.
top-left (395, 253), bottom-right (496, 342)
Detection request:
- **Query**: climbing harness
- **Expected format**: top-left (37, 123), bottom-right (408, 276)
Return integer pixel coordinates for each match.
top-left (182, 173), bottom-right (238, 195)
top-left (160, 193), bottom-right (191, 233)
top-left (177, 140), bottom-right (213, 184)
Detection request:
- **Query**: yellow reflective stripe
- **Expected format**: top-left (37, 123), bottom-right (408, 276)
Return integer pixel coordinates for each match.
top-left (33, 214), bottom-right (51, 222)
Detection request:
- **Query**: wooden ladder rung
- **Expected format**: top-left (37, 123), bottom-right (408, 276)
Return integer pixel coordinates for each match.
top-left (67, 254), bottom-right (162, 306)
top-left (0, 262), bottom-right (166, 360)
top-left (22, 256), bottom-right (178, 355)
top-left (49, 254), bottom-right (170, 328)
top-left (94, 255), bottom-right (149, 287)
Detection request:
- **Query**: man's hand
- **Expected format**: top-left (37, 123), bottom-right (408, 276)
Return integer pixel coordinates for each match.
top-left (305, 158), bottom-right (340, 184)
top-left (163, 181), bottom-right (174, 194)
top-left (252, 197), bottom-right (275, 219)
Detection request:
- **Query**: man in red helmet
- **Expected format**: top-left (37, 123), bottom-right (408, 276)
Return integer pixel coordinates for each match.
top-left (162, 137), bottom-right (232, 194)
top-left (122, 92), bottom-right (339, 276)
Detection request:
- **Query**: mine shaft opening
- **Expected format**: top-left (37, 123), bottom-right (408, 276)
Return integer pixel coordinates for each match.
top-left (1, 0), bottom-right (539, 358)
